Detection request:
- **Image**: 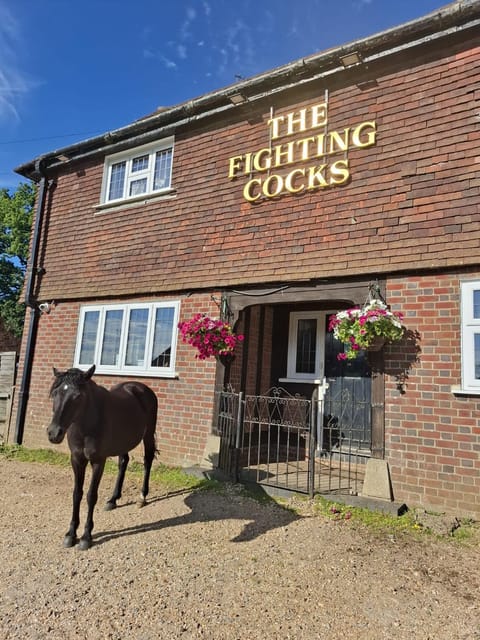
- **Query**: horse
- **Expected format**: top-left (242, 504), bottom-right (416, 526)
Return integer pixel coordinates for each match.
top-left (47, 365), bottom-right (158, 550)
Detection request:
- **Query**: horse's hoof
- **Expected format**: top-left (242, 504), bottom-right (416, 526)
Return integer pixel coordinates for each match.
top-left (104, 501), bottom-right (117, 511)
top-left (78, 538), bottom-right (92, 551)
top-left (137, 498), bottom-right (147, 509)
top-left (63, 535), bottom-right (77, 548)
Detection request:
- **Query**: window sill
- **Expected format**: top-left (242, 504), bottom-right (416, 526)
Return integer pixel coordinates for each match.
top-left (279, 378), bottom-right (324, 384)
top-left (451, 385), bottom-right (480, 396)
top-left (94, 189), bottom-right (176, 213)
top-left (77, 366), bottom-right (179, 379)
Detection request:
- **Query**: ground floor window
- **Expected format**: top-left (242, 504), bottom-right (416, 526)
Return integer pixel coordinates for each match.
top-left (74, 301), bottom-right (180, 377)
top-left (461, 280), bottom-right (480, 392)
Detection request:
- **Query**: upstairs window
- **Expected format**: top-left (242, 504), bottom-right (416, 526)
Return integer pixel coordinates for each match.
top-left (74, 301), bottom-right (180, 377)
top-left (101, 138), bottom-right (174, 204)
top-left (461, 281), bottom-right (480, 392)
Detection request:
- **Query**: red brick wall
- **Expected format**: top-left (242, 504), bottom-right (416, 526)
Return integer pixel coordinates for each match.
top-left (32, 40), bottom-right (480, 303)
top-left (385, 271), bottom-right (480, 517)
top-left (12, 294), bottom-right (226, 467)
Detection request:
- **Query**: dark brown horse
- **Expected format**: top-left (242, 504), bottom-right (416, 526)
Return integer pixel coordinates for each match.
top-left (47, 365), bottom-right (158, 550)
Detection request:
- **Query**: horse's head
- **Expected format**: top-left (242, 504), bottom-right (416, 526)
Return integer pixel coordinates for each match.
top-left (47, 365), bottom-right (96, 444)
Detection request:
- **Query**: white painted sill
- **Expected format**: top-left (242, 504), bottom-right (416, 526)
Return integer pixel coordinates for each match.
top-left (94, 189), bottom-right (176, 213)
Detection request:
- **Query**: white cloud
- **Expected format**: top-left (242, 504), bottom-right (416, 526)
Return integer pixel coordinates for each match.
top-left (177, 44), bottom-right (187, 59)
top-left (353, 0), bottom-right (374, 8)
top-left (160, 55), bottom-right (178, 70)
top-left (0, 3), bottom-right (34, 123)
top-left (180, 6), bottom-right (196, 42)
top-left (142, 48), bottom-right (177, 70)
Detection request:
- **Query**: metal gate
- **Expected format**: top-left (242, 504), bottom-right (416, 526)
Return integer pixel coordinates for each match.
top-left (0, 352), bottom-right (16, 443)
top-left (216, 384), bottom-right (371, 497)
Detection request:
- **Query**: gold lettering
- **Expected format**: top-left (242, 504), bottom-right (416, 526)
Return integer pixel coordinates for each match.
top-left (228, 155), bottom-right (244, 178)
top-left (252, 148), bottom-right (272, 172)
top-left (307, 165), bottom-right (328, 189)
top-left (296, 136), bottom-right (316, 161)
top-left (273, 141), bottom-right (295, 167)
top-left (310, 102), bottom-right (328, 128)
top-left (243, 178), bottom-right (262, 202)
top-left (351, 121), bottom-right (376, 148)
top-left (232, 103), bottom-right (376, 201)
top-left (244, 152), bottom-right (253, 174)
top-left (286, 108), bottom-right (307, 136)
top-left (262, 175), bottom-right (283, 198)
top-left (329, 159), bottom-right (350, 185)
top-left (315, 134), bottom-right (326, 157)
top-left (267, 115), bottom-right (285, 140)
top-left (285, 168), bottom-right (306, 193)
top-left (328, 128), bottom-right (350, 154)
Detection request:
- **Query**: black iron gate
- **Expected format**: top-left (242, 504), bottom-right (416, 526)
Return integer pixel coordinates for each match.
top-left (216, 384), bottom-right (372, 497)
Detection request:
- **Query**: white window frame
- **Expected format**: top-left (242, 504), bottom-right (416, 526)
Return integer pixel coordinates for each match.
top-left (284, 311), bottom-right (326, 381)
top-left (100, 137), bottom-right (174, 204)
top-left (74, 301), bottom-right (180, 377)
top-left (460, 280), bottom-right (480, 392)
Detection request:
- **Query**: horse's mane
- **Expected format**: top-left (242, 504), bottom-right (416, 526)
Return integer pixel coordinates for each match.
top-left (49, 368), bottom-right (93, 397)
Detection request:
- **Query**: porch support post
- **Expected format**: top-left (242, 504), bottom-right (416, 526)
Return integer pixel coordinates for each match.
top-left (369, 350), bottom-right (385, 459)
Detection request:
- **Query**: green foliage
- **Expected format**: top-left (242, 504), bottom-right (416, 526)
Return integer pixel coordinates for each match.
top-left (0, 444), bottom-right (216, 493)
top-left (0, 443), bottom-right (70, 466)
top-left (0, 182), bottom-right (35, 337)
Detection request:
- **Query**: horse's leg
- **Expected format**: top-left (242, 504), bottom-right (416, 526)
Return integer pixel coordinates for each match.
top-left (105, 453), bottom-right (129, 511)
top-left (64, 453), bottom-right (87, 548)
top-left (78, 459), bottom-right (106, 550)
top-left (138, 432), bottom-right (156, 507)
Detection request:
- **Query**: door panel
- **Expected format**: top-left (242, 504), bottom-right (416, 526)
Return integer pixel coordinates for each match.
top-left (323, 319), bottom-right (372, 452)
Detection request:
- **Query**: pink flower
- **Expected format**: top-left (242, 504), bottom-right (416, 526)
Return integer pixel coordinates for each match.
top-left (178, 314), bottom-right (244, 360)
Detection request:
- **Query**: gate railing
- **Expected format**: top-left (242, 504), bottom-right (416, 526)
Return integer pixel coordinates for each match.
top-left (241, 387), bottom-right (314, 495)
top-left (216, 386), bottom-right (371, 497)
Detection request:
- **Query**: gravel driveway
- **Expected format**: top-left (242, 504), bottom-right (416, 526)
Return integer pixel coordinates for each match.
top-left (0, 460), bottom-right (479, 639)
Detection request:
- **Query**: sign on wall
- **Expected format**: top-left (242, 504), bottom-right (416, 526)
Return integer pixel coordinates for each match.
top-left (228, 101), bottom-right (376, 202)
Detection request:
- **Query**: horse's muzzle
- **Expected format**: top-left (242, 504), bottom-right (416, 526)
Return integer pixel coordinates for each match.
top-left (47, 424), bottom-right (66, 444)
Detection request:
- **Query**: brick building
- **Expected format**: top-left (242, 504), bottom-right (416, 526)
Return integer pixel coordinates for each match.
top-left (11, 2), bottom-right (480, 516)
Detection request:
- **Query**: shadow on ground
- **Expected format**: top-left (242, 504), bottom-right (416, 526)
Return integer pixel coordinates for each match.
top-left (93, 485), bottom-right (301, 547)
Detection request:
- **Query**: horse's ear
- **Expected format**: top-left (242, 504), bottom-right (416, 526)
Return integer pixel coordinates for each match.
top-left (53, 367), bottom-right (61, 377)
top-left (85, 365), bottom-right (96, 380)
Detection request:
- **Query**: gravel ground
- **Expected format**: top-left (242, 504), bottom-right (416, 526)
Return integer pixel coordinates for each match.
top-left (0, 460), bottom-right (479, 640)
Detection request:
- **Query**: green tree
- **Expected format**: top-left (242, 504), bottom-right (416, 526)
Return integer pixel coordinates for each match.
top-left (0, 182), bottom-right (35, 338)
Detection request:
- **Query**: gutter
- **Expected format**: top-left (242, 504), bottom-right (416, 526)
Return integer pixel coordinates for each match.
top-left (14, 161), bottom-right (53, 444)
top-left (14, 1), bottom-right (480, 180)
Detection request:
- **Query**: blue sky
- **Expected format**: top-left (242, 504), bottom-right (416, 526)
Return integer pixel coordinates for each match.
top-left (1, 0), bottom-right (445, 190)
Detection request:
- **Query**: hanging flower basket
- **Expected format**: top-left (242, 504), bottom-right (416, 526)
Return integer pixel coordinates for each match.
top-left (367, 336), bottom-right (386, 352)
top-left (328, 299), bottom-right (404, 361)
top-left (178, 313), bottom-right (244, 360)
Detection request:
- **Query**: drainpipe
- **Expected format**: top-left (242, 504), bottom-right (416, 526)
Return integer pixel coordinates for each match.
top-left (14, 160), bottom-right (51, 444)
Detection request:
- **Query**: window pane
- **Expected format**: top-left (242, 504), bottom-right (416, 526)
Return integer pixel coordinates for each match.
top-left (132, 154), bottom-right (149, 172)
top-left (474, 290), bottom-right (480, 319)
top-left (153, 148), bottom-right (172, 190)
top-left (296, 318), bottom-right (316, 374)
top-left (129, 178), bottom-right (147, 196)
top-left (475, 334), bottom-right (480, 379)
top-left (125, 308), bottom-right (149, 366)
top-left (151, 306), bottom-right (175, 367)
top-left (108, 161), bottom-right (126, 200)
top-left (100, 310), bottom-right (123, 366)
top-left (79, 311), bottom-right (99, 364)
